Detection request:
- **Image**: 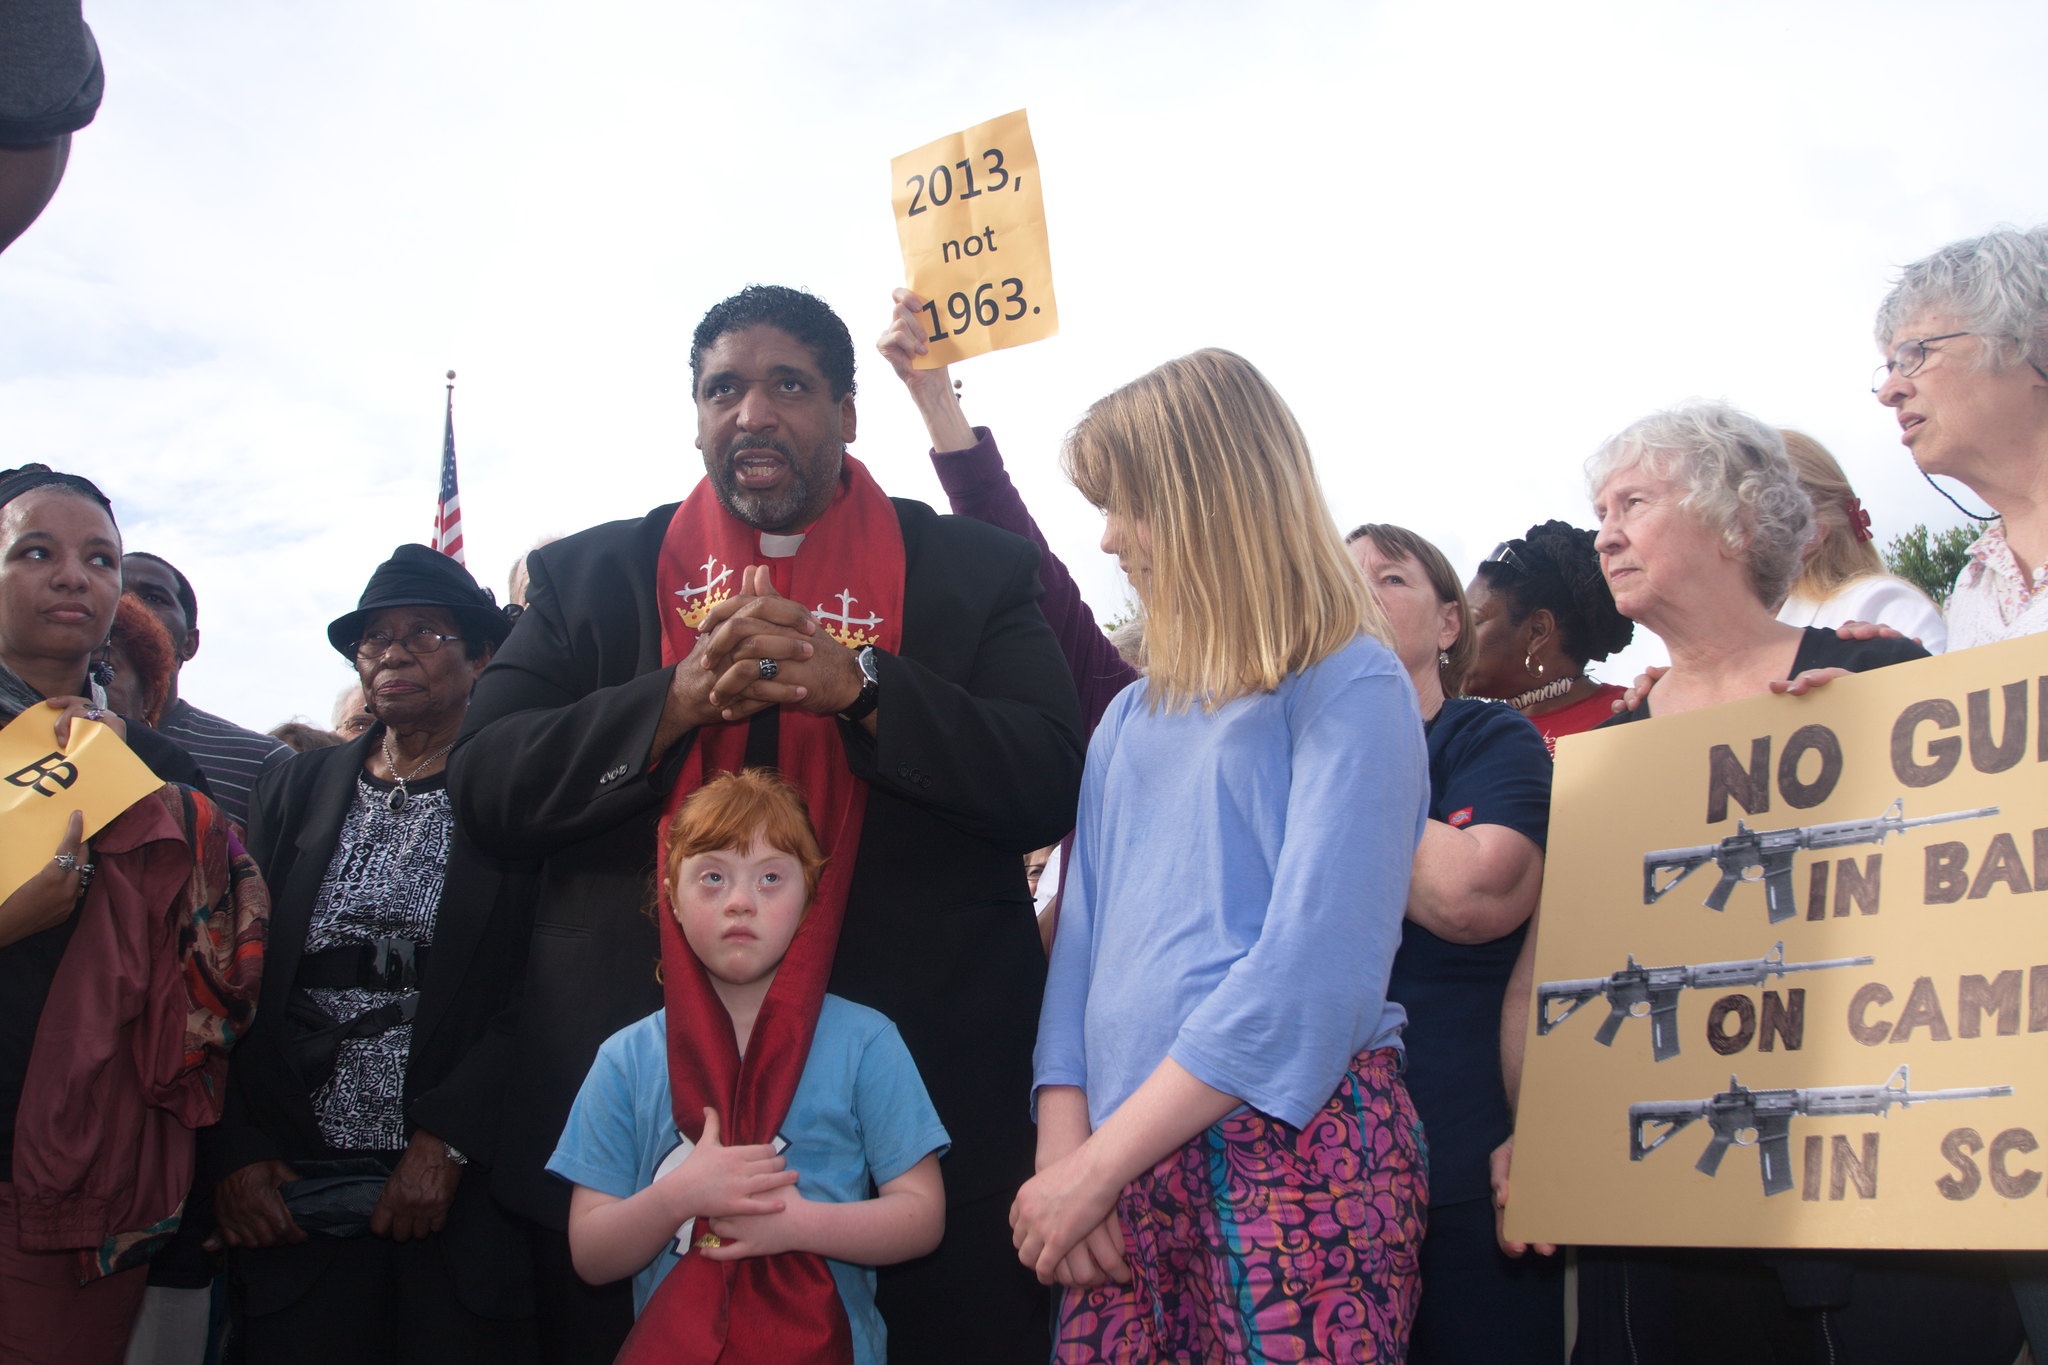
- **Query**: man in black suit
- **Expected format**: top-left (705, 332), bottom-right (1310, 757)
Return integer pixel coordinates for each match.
top-left (450, 285), bottom-right (1083, 1363)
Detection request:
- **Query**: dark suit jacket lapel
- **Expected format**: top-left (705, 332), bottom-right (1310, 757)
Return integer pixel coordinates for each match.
top-left (632, 502), bottom-right (670, 674)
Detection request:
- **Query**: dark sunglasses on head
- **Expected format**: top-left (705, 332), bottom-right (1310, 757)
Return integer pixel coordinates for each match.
top-left (1483, 541), bottom-right (1530, 575)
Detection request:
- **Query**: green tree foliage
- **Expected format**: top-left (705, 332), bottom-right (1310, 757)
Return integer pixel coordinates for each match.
top-left (1882, 523), bottom-right (1979, 607)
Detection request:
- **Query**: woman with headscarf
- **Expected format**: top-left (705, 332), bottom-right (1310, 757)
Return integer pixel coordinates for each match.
top-left (1463, 519), bottom-right (1636, 750)
top-left (208, 544), bottom-right (535, 1363)
top-left (0, 464), bottom-right (264, 1364)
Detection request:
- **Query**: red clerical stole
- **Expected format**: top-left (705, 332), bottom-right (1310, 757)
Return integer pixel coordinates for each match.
top-left (621, 456), bottom-right (904, 1365)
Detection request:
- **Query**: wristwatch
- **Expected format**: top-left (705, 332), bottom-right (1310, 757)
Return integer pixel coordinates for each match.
top-left (443, 1142), bottom-right (469, 1166)
top-left (839, 645), bottom-right (881, 722)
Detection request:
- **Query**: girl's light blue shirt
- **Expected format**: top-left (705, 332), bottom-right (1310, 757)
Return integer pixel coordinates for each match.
top-left (1033, 634), bottom-right (1428, 1130)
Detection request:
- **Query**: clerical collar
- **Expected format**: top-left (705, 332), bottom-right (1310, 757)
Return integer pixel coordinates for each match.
top-left (758, 531), bottom-right (806, 558)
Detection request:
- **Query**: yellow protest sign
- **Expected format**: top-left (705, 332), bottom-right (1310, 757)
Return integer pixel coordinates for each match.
top-left (1507, 631), bottom-right (2048, 1250)
top-left (0, 707), bottom-right (163, 902)
top-left (891, 109), bottom-right (1058, 367)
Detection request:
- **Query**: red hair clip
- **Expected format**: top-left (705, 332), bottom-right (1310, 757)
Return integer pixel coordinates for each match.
top-left (1844, 497), bottom-right (1873, 543)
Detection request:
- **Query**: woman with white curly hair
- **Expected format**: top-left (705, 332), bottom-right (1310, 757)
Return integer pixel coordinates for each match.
top-left (1590, 402), bottom-right (1926, 720)
top-left (1555, 404), bottom-right (2023, 1361)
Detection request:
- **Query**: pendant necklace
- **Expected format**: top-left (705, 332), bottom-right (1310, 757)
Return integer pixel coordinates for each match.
top-left (381, 731), bottom-right (457, 813)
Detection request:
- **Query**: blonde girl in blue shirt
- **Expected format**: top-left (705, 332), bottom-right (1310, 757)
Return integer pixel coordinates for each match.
top-left (1014, 349), bottom-right (1432, 1363)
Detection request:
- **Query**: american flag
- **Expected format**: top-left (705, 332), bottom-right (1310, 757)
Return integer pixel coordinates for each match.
top-left (434, 371), bottom-right (464, 564)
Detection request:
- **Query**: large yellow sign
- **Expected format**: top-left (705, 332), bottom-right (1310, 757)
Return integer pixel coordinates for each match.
top-left (1508, 631), bottom-right (2048, 1249)
top-left (890, 109), bottom-right (1058, 366)
top-left (0, 707), bottom-right (162, 902)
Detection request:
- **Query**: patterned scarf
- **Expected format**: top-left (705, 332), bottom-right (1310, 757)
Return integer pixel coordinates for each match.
top-left (620, 456), bottom-right (903, 1365)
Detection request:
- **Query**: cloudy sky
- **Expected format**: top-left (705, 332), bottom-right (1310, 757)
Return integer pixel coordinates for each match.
top-left (6, 0), bottom-right (2045, 730)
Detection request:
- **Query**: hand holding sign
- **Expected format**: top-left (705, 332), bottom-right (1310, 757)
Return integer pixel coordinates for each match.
top-left (877, 288), bottom-right (977, 453)
top-left (0, 699), bottom-right (161, 905)
top-left (1506, 631), bottom-right (2048, 1251)
top-left (891, 110), bottom-right (1058, 366)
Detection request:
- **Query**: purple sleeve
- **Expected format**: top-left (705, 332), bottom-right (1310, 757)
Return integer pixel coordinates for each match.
top-left (931, 428), bottom-right (1140, 737)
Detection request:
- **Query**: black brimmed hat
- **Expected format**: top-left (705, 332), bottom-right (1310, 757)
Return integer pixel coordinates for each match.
top-left (326, 544), bottom-right (514, 660)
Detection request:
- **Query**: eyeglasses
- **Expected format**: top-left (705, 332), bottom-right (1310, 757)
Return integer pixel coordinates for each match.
top-left (1870, 332), bottom-right (1971, 393)
top-left (1483, 541), bottom-right (1530, 574)
top-left (354, 627), bottom-right (463, 660)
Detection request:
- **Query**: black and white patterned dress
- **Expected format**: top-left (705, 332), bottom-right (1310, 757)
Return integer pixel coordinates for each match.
top-left (301, 772), bottom-right (451, 1152)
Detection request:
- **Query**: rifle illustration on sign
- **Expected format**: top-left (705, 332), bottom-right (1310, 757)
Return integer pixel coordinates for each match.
top-left (1628, 1065), bottom-right (2013, 1196)
top-left (1537, 942), bottom-right (1873, 1061)
top-left (1642, 798), bottom-right (1999, 924)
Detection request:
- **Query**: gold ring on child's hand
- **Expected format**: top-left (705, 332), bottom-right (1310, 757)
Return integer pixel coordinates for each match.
top-left (694, 1233), bottom-right (723, 1250)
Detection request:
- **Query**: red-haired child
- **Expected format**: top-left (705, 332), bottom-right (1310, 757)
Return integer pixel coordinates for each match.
top-left (547, 770), bottom-right (947, 1363)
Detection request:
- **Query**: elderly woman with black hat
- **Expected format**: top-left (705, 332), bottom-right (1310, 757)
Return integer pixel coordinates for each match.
top-left (207, 544), bottom-right (537, 1363)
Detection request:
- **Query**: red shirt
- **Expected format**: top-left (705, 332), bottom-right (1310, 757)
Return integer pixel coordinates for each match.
top-left (1524, 682), bottom-right (1626, 755)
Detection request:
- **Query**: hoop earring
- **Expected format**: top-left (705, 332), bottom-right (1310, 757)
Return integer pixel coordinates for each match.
top-left (1524, 651), bottom-right (1545, 680)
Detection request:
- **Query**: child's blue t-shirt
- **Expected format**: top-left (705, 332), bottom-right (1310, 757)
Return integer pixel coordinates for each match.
top-left (547, 995), bottom-right (950, 1365)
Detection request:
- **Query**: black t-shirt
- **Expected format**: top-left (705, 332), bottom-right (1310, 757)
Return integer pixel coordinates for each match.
top-left (1599, 628), bottom-right (1931, 728)
top-left (1386, 697), bottom-right (1552, 1206)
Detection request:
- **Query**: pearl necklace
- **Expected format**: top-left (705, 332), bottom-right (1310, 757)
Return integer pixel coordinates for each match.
top-left (1508, 674), bottom-right (1583, 711)
top-left (380, 731), bottom-right (457, 813)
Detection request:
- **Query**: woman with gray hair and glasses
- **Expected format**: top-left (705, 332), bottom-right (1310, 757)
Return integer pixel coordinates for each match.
top-left (1872, 220), bottom-right (2048, 1365)
top-left (1872, 225), bottom-right (2048, 648)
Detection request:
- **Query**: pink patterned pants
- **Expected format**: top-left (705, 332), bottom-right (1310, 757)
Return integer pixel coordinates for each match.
top-left (1055, 1048), bottom-right (1428, 1364)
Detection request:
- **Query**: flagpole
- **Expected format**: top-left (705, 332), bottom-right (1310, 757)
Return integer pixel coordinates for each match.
top-left (434, 369), bottom-right (466, 564)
